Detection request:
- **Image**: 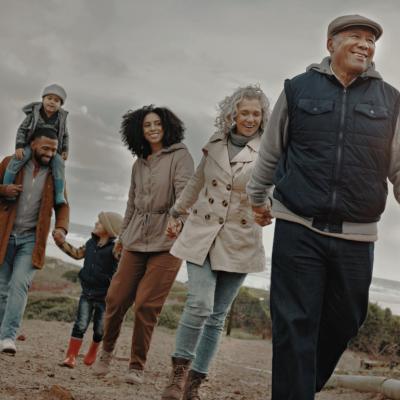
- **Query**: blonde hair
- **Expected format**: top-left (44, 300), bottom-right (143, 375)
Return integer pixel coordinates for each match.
top-left (215, 84), bottom-right (270, 136)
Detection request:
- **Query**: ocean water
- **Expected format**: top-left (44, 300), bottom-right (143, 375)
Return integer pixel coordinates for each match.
top-left (46, 222), bottom-right (400, 316)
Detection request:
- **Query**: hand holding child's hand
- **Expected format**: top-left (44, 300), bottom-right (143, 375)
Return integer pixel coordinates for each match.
top-left (165, 217), bottom-right (183, 239)
top-left (113, 240), bottom-right (123, 260)
top-left (52, 229), bottom-right (66, 246)
top-left (61, 152), bottom-right (68, 161)
top-left (15, 148), bottom-right (25, 160)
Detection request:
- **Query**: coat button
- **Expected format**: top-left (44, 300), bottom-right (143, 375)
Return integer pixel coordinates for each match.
top-left (218, 217), bottom-right (224, 224)
top-left (205, 214), bottom-right (210, 220)
top-left (241, 219), bottom-right (247, 225)
top-left (212, 179), bottom-right (217, 187)
top-left (209, 198), bottom-right (214, 204)
top-left (222, 200), bottom-right (228, 207)
top-left (226, 184), bottom-right (232, 191)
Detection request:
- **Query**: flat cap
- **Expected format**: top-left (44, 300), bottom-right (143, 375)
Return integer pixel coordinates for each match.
top-left (328, 14), bottom-right (383, 40)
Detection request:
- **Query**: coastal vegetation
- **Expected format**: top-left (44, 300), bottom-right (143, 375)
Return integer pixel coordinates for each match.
top-left (25, 257), bottom-right (400, 360)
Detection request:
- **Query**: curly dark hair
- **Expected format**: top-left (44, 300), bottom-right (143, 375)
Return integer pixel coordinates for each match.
top-left (120, 105), bottom-right (185, 158)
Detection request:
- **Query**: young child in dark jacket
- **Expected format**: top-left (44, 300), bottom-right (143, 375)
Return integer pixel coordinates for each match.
top-left (53, 211), bottom-right (123, 368)
top-left (3, 83), bottom-right (69, 205)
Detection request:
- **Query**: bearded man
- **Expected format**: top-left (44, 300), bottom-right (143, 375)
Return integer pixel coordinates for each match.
top-left (0, 127), bottom-right (69, 354)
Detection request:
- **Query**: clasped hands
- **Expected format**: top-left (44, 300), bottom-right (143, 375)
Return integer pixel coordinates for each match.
top-left (252, 204), bottom-right (273, 227)
top-left (165, 217), bottom-right (183, 239)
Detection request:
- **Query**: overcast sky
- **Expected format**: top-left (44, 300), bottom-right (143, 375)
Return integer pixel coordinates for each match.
top-left (1, 0), bottom-right (400, 280)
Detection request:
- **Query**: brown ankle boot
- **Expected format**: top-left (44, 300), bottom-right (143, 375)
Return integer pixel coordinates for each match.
top-left (183, 370), bottom-right (206, 400)
top-left (161, 357), bottom-right (191, 400)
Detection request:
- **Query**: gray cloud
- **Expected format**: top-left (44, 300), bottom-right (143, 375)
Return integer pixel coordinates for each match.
top-left (1, 0), bottom-right (400, 280)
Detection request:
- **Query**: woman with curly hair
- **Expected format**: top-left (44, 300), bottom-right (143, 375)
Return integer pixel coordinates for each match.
top-left (93, 105), bottom-right (194, 384)
top-left (161, 85), bottom-right (270, 400)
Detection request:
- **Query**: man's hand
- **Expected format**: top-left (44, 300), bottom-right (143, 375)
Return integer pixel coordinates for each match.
top-left (61, 152), bottom-right (68, 161)
top-left (113, 239), bottom-right (123, 259)
top-left (165, 217), bottom-right (183, 239)
top-left (4, 184), bottom-right (23, 198)
top-left (252, 205), bottom-right (273, 227)
top-left (15, 148), bottom-right (25, 160)
top-left (52, 229), bottom-right (66, 246)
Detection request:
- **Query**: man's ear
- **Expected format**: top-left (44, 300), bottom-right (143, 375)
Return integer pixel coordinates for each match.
top-left (327, 37), bottom-right (334, 54)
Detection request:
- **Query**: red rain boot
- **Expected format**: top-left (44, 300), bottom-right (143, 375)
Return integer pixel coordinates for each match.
top-left (84, 341), bottom-right (100, 366)
top-left (62, 337), bottom-right (83, 368)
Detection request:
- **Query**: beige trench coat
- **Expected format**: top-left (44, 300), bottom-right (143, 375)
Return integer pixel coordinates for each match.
top-left (170, 132), bottom-right (266, 273)
top-left (120, 143), bottom-right (194, 252)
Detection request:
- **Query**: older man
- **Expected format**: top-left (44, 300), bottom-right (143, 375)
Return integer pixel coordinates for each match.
top-left (247, 15), bottom-right (400, 400)
top-left (0, 127), bottom-right (69, 354)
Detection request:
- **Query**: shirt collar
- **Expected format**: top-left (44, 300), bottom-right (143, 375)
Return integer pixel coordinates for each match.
top-left (329, 64), bottom-right (358, 88)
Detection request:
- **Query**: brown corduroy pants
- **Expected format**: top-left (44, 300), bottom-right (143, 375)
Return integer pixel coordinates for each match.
top-left (102, 249), bottom-right (181, 370)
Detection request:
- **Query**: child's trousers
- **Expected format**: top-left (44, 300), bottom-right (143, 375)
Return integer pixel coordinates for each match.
top-left (71, 294), bottom-right (106, 343)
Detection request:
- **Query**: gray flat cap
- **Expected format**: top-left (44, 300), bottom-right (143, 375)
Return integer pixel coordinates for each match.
top-left (328, 14), bottom-right (383, 40)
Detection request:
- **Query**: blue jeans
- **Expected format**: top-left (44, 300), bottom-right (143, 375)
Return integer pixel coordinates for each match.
top-left (173, 257), bottom-right (246, 374)
top-left (270, 220), bottom-right (374, 400)
top-left (0, 233), bottom-right (36, 340)
top-left (4, 146), bottom-right (65, 181)
top-left (71, 294), bottom-right (106, 343)
top-left (3, 147), bottom-right (65, 204)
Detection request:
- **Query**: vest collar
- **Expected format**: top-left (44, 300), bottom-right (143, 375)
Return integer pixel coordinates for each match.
top-left (307, 56), bottom-right (382, 81)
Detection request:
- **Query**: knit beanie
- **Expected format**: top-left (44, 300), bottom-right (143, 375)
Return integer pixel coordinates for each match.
top-left (98, 212), bottom-right (123, 238)
top-left (42, 84), bottom-right (67, 104)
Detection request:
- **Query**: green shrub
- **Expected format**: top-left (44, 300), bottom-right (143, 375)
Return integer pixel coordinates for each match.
top-left (62, 269), bottom-right (80, 283)
top-left (228, 287), bottom-right (272, 338)
top-left (350, 302), bottom-right (400, 358)
top-left (167, 282), bottom-right (188, 303)
top-left (25, 296), bottom-right (77, 322)
top-left (169, 303), bottom-right (184, 314)
top-left (158, 305), bottom-right (180, 330)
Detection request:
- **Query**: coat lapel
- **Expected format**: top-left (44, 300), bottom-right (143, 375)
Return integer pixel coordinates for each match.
top-left (230, 134), bottom-right (261, 163)
top-left (203, 133), bottom-right (232, 175)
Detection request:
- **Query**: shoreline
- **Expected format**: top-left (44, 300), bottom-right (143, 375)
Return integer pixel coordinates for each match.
top-left (45, 239), bottom-right (400, 316)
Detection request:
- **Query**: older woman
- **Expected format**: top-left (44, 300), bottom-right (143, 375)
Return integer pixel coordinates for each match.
top-left (93, 105), bottom-right (194, 384)
top-left (161, 85), bottom-right (270, 400)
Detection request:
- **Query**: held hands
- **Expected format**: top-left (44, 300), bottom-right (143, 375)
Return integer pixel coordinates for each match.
top-left (5, 184), bottom-right (23, 198)
top-left (252, 205), bottom-right (273, 227)
top-left (165, 216), bottom-right (183, 239)
top-left (113, 239), bottom-right (123, 260)
top-left (61, 152), bottom-right (68, 161)
top-left (15, 148), bottom-right (25, 160)
top-left (52, 228), bottom-right (66, 246)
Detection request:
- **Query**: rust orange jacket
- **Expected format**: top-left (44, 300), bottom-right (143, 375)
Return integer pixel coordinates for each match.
top-left (0, 156), bottom-right (69, 269)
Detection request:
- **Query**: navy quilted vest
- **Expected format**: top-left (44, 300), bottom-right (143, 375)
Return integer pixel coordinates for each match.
top-left (273, 69), bottom-right (400, 224)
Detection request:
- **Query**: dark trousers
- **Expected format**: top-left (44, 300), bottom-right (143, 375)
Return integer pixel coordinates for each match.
top-left (270, 219), bottom-right (373, 400)
top-left (71, 294), bottom-right (106, 343)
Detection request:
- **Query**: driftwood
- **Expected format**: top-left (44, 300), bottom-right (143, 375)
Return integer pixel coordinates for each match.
top-left (360, 358), bottom-right (399, 370)
top-left (328, 374), bottom-right (400, 399)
